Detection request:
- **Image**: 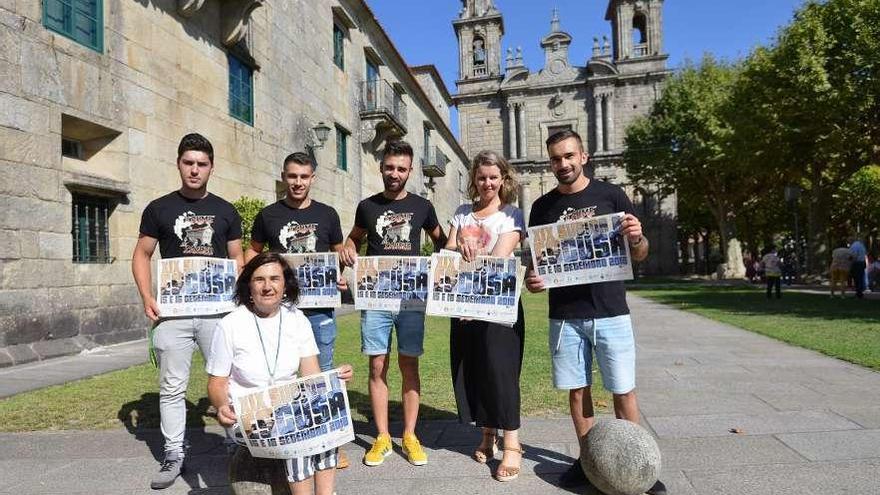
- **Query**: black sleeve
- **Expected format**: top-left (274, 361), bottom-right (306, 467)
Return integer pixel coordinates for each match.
top-left (329, 208), bottom-right (344, 245)
top-left (227, 205), bottom-right (243, 241)
top-left (354, 201), bottom-right (368, 230)
top-left (139, 202), bottom-right (160, 238)
top-left (528, 197), bottom-right (542, 227)
top-left (251, 210), bottom-right (268, 244)
top-left (423, 203), bottom-right (440, 232)
top-left (615, 186), bottom-right (636, 216)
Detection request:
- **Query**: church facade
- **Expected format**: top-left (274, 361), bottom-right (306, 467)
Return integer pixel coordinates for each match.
top-left (453, 0), bottom-right (678, 274)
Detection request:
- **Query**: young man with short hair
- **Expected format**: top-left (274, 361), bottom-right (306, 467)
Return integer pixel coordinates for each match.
top-left (525, 130), bottom-right (666, 495)
top-left (245, 151), bottom-right (351, 469)
top-left (132, 133), bottom-right (244, 490)
top-left (339, 140), bottom-right (446, 467)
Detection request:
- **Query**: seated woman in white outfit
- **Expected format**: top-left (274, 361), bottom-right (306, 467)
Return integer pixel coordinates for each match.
top-left (206, 252), bottom-right (353, 495)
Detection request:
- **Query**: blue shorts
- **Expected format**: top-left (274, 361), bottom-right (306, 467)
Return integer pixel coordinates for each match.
top-left (305, 310), bottom-right (337, 372)
top-left (360, 310), bottom-right (426, 357)
top-left (548, 315), bottom-right (636, 394)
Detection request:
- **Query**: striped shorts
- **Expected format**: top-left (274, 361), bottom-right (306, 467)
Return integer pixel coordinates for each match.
top-left (231, 424), bottom-right (338, 482)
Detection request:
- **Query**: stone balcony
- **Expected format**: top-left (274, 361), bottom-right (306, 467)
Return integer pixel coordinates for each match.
top-left (421, 146), bottom-right (449, 177)
top-left (359, 79), bottom-right (408, 148)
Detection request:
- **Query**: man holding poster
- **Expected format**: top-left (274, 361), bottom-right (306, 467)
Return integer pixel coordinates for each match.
top-left (525, 130), bottom-right (666, 495)
top-left (340, 140), bottom-right (446, 467)
top-left (131, 133), bottom-right (244, 490)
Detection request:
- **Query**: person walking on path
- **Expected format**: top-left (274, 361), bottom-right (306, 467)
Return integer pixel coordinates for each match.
top-left (830, 242), bottom-right (853, 298)
top-left (444, 150), bottom-right (526, 482)
top-left (206, 253), bottom-right (354, 495)
top-left (245, 152), bottom-right (351, 468)
top-left (339, 141), bottom-right (446, 467)
top-left (849, 238), bottom-right (868, 298)
top-left (524, 130), bottom-right (666, 495)
top-left (761, 245), bottom-right (782, 299)
top-left (131, 133), bottom-right (244, 489)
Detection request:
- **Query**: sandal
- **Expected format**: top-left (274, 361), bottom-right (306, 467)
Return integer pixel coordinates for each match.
top-left (494, 445), bottom-right (524, 482)
top-left (473, 429), bottom-right (497, 463)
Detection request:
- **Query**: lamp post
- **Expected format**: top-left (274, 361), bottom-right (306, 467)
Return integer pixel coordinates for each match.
top-left (784, 184), bottom-right (801, 280)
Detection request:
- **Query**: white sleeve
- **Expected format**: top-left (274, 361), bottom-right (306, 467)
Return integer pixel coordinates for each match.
top-left (293, 311), bottom-right (319, 358)
top-left (449, 204), bottom-right (469, 228)
top-left (497, 205), bottom-right (525, 235)
top-left (205, 318), bottom-right (233, 377)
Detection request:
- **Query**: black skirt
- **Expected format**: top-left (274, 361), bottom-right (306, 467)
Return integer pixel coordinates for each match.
top-left (450, 303), bottom-right (525, 431)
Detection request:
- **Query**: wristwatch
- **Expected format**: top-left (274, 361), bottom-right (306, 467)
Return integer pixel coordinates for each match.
top-left (630, 235), bottom-right (644, 247)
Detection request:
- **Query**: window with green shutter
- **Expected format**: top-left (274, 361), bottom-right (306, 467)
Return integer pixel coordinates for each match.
top-left (228, 54), bottom-right (254, 125)
top-left (336, 125), bottom-right (348, 171)
top-left (42, 0), bottom-right (103, 52)
top-left (333, 24), bottom-right (345, 70)
top-left (71, 193), bottom-right (112, 263)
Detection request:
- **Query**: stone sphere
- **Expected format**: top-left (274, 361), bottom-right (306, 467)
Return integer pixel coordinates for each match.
top-left (579, 419), bottom-right (661, 495)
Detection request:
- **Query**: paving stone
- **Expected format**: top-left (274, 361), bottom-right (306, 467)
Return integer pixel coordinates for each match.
top-left (647, 410), bottom-right (863, 439)
top-left (776, 429), bottom-right (880, 461)
top-left (684, 459), bottom-right (880, 495)
top-left (657, 435), bottom-right (805, 470)
top-left (831, 406), bottom-right (880, 429)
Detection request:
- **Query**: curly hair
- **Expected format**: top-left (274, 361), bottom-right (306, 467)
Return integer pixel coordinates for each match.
top-left (234, 252), bottom-right (299, 311)
top-left (467, 150), bottom-right (519, 205)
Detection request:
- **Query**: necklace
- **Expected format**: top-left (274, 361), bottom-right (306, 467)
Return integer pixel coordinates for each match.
top-left (253, 310), bottom-right (282, 385)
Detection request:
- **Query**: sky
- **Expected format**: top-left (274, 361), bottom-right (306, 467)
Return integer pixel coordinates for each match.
top-left (367, 0), bottom-right (807, 135)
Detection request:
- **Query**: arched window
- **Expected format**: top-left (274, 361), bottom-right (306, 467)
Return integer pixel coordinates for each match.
top-left (473, 36), bottom-right (486, 65)
top-left (632, 13), bottom-right (647, 56)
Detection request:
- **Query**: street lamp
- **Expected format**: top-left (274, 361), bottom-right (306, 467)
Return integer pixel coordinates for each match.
top-left (306, 122), bottom-right (332, 150)
top-left (784, 184), bottom-right (801, 279)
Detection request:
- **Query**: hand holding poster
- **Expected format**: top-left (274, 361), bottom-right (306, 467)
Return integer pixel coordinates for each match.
top-left (426, 253), bottom-right (522, 324)
top-left (527, 212), bottom-right (633, 288)
top-left (280, 253), bottom-right (342, 309)
top-left (233, 370), bottom-right (355, 459)
top-left (157, 257), bottom-right (238, 317)
top-left (353, 256), bottom-right (430, 312)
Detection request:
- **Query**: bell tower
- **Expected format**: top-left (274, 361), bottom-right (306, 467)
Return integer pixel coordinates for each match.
top-left (453, 0), bottom-right (504, 92)
top-left (605, 0), bottom-right (664, 61)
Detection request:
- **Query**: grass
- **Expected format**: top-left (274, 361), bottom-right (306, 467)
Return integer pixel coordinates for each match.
top-left (632, 285), bottom-right (880, 370)
top-left (0, 292), bottom-right (611, 432)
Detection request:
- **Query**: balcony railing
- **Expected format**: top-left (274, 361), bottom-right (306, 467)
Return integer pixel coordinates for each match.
top-left (359, 79), bottom-right (407, 132)
top-left (421, 146), bottom-right (448, 177)
top-left (473, 65), bottom-right (488, 77)
top-left (632, 43), bottom-right (649, 57)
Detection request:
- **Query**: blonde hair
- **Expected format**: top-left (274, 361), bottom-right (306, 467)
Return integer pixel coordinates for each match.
top-left (468, 150), bottom-right (519, 205)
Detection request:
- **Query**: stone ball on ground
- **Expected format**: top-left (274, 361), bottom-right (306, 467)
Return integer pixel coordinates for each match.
top-left (579, 419), bottom-right (661, 495)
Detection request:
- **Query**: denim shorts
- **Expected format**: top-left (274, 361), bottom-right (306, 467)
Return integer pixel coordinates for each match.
top-left (360, 310), bottom-right (426, 357)
top-left (548, 315), bottom-right (636, 394)
top-left (304, 310), bottom-right (337, 372)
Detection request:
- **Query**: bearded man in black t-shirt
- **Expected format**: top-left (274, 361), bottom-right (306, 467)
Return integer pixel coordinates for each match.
top-left (525, 130), bottom-right (666, 495)
top-left (245, 151), bottom-right (352, 469)
top-left (339, 140), bottom-right (446, 468)
top-left (131, 133), bottom-right (244, 490)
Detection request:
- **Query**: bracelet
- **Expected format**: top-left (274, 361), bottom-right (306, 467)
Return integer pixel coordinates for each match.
top-left (630, 235), bottom-right (644, 247)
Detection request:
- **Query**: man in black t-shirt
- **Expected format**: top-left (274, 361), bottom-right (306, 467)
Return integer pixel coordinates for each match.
top-left (131, 133), bottom-right (244, 490)
top-left (339, 140), bottom-right (446, 468)
top-left (525, 131), bottom-right (666, 495)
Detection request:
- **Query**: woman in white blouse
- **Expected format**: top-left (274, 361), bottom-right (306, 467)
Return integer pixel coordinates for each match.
top-left (206, 252), bottom-right (352, 495)
top-left (445, 150), bottom-right (526, 482)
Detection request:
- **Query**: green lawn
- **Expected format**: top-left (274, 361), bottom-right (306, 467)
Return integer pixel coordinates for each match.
top-left (0, 292), bottom-right (611, 432)
top-left (633, 286), bottom-right (880, 370)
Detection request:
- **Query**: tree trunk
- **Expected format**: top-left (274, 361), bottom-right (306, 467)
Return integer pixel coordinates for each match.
top-left (805, 171), bottom-right (832, 276)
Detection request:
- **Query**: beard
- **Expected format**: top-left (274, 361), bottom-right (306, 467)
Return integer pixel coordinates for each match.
top-left (553, 165), bottom-right (582, 185)
top-left (383, 175), bottom-right (407, 192)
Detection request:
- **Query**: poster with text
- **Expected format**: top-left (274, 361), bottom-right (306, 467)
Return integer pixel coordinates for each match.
top-left (426, 253), bottom-right (522, 324)
top-left (527, 212), bottom-right (632, 288)
top-left (157, 257), bottom-right (237, 317)
top-left (353, 256), bottom-right (429, 312)
top-left (281, 253), bottom-right (341, 309)
top-left (233, 370), bottom-right (354, 459)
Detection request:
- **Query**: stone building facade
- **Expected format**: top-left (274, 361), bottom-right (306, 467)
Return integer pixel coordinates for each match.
top-left (453, 0), bottom-right (677, 274)
top-left (0, 0), bottom-right (469, 365)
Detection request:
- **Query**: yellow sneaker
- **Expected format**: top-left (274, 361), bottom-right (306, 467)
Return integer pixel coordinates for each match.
top-left (402, 433), bottom-right (428, 466)
top-left (363, 433), bottom-right (392, 466)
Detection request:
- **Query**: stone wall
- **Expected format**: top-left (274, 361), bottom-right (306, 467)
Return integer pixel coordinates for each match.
top-left (0, 0), bottom-right (469, 366)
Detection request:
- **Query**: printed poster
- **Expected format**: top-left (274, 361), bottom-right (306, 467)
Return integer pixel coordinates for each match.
top-left (157, 257), bottom-right (237, 317)
top-left (527, 212), bottom-right (633, 288)
top-left (233, 370), bottom-right (354, 459)
top-left (426, 253), bottom-right (522, 324)
top-left (353, 256), bottom-right (430, 312)
top-left (281, 253), bottom-right (341, 309)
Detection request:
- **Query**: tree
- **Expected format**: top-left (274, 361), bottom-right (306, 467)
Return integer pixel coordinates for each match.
top-left (232, 196), bottom-right (266, 248)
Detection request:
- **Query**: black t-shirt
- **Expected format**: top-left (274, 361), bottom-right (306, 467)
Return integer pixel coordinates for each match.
top-left (354, 193), bottom-right (440, 256)
top-left (139, 191), bottom-right (242, 259)
top-left (251, 200), bottom-right (343, 253)
top-left (528, 180), bottom-right (635, 320)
